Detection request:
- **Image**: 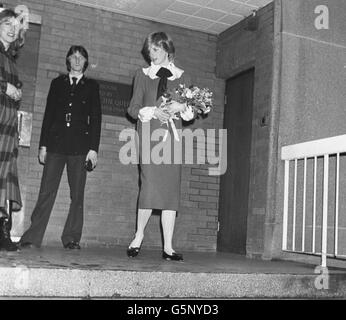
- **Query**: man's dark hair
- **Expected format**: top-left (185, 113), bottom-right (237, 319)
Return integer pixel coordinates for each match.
top-left (65, 45), bottom-right (89, 72)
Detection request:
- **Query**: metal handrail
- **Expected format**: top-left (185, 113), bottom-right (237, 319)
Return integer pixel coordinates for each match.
top-left (281, 134), bottom-right (346, 267)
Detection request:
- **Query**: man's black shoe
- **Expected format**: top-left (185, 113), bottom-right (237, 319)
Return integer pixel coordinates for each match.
top-left (18, 242), bottom-right (37, 249)
top-left (64, 241), bottom-right (81, 250)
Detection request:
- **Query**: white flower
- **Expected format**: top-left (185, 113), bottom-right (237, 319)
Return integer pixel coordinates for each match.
top-left (185, 89), bottom-right (193, 99)
top-left (204, 107), bottom-right (211, 114)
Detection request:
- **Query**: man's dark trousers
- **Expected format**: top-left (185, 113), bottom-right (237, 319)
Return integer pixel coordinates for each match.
top-left (20, 152), bottom-right (87, 247)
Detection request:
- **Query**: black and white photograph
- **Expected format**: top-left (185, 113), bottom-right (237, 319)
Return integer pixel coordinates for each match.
top-left (0, 0), bottom-right (345, 308)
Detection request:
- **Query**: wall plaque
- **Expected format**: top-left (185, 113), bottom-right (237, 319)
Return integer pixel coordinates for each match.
top-left (97, 79), bottom-right (133, 117)
top-left (18, 111), bottom-right (32, 147)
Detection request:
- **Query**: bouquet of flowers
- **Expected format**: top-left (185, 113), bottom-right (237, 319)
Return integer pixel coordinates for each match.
top-left (158, 84), bottom-right (213, 141)
top-left (162, 84), bottom-right (213, 118)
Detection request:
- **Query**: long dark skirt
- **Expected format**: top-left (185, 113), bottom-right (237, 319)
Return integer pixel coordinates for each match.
top-left (137, 119), bottom-right (182, 211)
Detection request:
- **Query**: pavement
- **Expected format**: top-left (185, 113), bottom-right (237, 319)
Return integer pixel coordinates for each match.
top-left (0, 246), bottom-right (346, 299)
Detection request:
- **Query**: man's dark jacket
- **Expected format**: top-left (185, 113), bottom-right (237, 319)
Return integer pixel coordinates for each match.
top-left (39, 74), bottom-right (102, 155)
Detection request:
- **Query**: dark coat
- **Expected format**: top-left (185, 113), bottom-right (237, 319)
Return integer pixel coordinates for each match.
top-left (0, 43), bottom-right (22, 210)
top-left (127, 68), bottom-right (190, 211)
top-left (40, 74), bottom-right (102, 155)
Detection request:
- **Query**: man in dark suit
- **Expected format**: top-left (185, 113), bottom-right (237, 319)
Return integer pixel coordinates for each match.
top-left (19, 45), bottom-right (102, 249)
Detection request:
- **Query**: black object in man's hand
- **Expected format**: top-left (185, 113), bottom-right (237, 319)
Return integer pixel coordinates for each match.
top-left (85, 159), bottom-right (93, 172)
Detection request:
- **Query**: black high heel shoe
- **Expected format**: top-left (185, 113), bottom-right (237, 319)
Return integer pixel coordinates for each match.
top-left (162, 251), bottom-right (183, 261)
top-left (127, 246), bottom-right (141, 257)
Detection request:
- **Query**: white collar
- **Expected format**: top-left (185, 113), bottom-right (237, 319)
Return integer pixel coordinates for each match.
top-left (142, 62), bottom-right (184, 81)
top-left (69, 73), bottom-right (83, 84)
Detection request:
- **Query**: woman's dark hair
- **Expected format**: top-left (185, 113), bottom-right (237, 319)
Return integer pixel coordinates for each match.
top-left (141, 32), bottom-right (175, 65)
top-left (65, 45), bottom-right (89, 72)
top-left (0, 9), bottom-right (25, 59)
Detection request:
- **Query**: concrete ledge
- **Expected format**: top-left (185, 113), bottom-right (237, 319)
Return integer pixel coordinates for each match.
top-left (1, 267), bottom-right (346, 298)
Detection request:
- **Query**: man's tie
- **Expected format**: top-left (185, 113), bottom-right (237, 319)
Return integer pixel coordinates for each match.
top-left (71, 77), bottom-right (77, 91)
top-left (156, 67), bottom-right (173, 100)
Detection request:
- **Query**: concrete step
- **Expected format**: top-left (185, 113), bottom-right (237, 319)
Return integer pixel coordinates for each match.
top-left (0, 246), bottom-right (345, 298)
top-left (1, 267), bottom-right (346, 298)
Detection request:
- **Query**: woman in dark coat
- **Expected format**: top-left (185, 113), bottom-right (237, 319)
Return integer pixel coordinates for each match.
top-left (0, 8), bottom-right (26, 251)
top-left (127, 32), bottom-right (194, 261)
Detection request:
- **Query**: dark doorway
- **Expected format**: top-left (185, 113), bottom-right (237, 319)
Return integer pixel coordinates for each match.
top-left (217, 69), bottom-right (254, 254)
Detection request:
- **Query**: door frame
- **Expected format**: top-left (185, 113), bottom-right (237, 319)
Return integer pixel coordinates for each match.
top-left (217, 68), bottom-right (255, 254)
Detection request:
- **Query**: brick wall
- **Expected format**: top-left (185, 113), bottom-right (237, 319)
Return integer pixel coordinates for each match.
top-left (216, 3), bottom-right (275, 257)
top-left (11, 23), bottom-right (41, 238)
top-left (6, 0), bottom-right (224, 251)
